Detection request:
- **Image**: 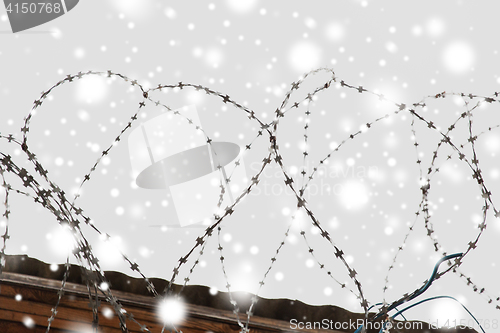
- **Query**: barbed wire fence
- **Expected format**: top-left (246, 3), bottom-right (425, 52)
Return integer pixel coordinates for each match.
top-left (0, 67), bottom-right (499, 332)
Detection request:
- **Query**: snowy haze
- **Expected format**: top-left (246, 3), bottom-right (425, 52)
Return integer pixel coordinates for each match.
top-left (1, 0), bottom-right (500, 329)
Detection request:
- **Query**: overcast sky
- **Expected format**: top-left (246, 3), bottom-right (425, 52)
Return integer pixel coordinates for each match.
top-left (1, 0), bottom-right (500, 328)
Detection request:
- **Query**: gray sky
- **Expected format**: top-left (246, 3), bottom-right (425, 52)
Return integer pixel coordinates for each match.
top-left (1, 0), bottom-right (500, 329)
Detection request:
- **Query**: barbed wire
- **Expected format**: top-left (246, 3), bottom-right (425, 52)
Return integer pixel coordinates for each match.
top-left (0, 67), bottom-right (498, 333)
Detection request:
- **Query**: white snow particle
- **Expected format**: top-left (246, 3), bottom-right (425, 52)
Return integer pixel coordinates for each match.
top-left (54, 157), bottom-right (64, 166)
top-left (74, 47), bottom-right (85, 59)
top-left (226, 0), bottom-right (258, 13)
top-left (305, 259), bottom-right (314, 268)
top-left (165, 7), bottom-right (177, 19)
top-left (288, 41), bottom-right (322, 73)
top-left (102, 307), bottom-right (114, 319)
top-left (426, 17), bottom-right (445, 37)
top-left (115, 207), bottom-right (124, 216)
top-left (304, 17), bottom-right (317, 29)
top-left (22, 316), bottom-right (35, 329)
top-left (442, 41), bottom-right (475, 74)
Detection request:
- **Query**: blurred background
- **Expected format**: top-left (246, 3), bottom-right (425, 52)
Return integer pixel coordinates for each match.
top-left (1, 0), bottom-right (500, 328)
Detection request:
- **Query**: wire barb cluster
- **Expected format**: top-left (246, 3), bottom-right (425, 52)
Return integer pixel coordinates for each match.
top-left (0, 68), bottom-right (499, 333)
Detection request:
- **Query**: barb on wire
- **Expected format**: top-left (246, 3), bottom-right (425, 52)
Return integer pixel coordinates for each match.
top-left (0, 68), bottom-right (499, 333)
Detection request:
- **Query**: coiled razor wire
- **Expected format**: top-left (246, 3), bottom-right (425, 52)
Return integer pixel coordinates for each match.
top-left (0, 68), bottom-right (498, 333)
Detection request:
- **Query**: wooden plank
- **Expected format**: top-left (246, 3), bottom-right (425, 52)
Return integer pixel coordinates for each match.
top-left (0, 320), bottom-right (69, 333)
top-left (0, 271), bottom-right (479, 333)
top-left (0, 308), bottom-right (97, 332)
top-left (1, 272), bottom-right (341, 333)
